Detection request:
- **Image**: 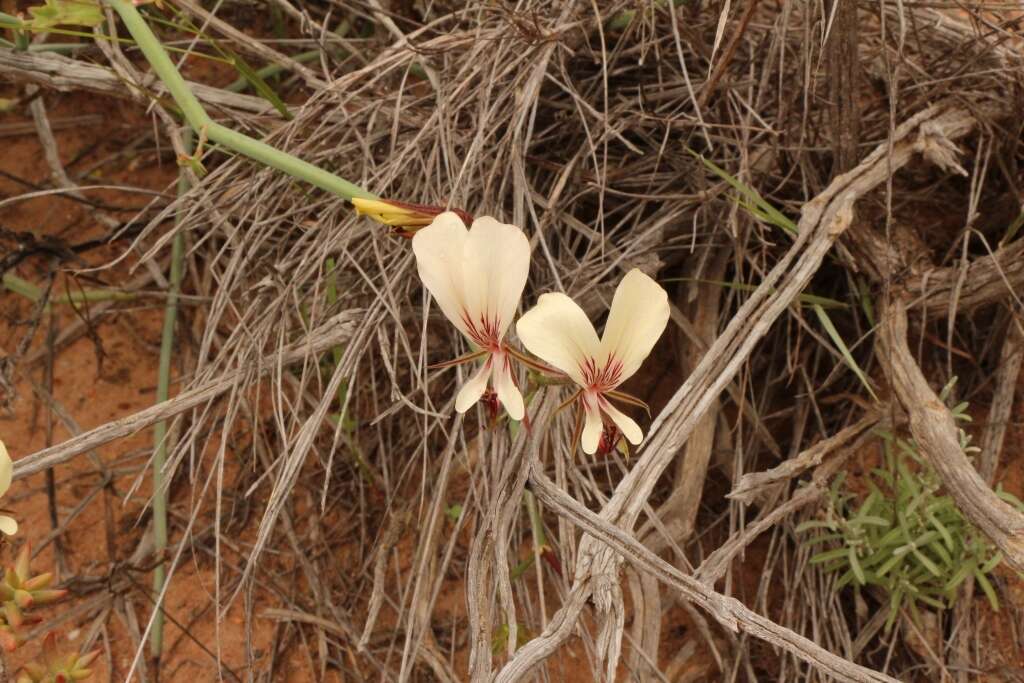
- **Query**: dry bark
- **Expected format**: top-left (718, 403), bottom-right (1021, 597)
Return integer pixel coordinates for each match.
top-left (0, 49), bottom-right (276, 117)
top-left (879, 296), bottom-right (1024, 572)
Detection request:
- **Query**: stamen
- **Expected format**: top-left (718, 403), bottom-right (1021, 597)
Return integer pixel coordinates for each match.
top-left (427, 348), bottom-right (488, 370)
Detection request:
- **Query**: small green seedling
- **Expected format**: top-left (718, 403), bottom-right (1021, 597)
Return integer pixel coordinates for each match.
top-left (798, 379), bottom-right (1021, 632)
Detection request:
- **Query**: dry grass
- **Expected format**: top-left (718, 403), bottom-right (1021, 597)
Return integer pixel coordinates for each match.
top-left (4, 1), bottom-right (1024, 681)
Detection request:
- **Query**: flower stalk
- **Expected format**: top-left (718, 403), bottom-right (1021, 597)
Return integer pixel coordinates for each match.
top-left (149, 125), bottom-right (192, 663)
top-left (105, 0), bottom-right (375, 201)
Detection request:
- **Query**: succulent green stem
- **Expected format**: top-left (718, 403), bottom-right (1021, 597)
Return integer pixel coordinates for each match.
top-left (105, 0), bottom-right (375, 201)
top-left (150, 127), bottom-right (191, 662)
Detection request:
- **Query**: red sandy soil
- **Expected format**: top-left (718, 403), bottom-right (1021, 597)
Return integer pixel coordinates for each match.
top-left (0, 83), bottom-right (324, 680)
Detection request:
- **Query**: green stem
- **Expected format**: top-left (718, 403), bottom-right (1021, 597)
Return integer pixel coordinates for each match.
top-left (105, 0), bottom-right (375, 201)
top-left (0, 35), bottom-right (89, 52)
top-left (2, 273), bottom-right (134, 305)
top-left (524, 489), bottom-right (546, 554)
top-left (150, 127), bottom-right (191, 661)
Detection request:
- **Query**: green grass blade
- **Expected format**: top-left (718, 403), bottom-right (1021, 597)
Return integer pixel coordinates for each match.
top-left (691, 151), bottom-right (798, 235)
top-left (220, 48), bottom-right (292, 119)
top-left (812, 304), bottom-right (879, 402)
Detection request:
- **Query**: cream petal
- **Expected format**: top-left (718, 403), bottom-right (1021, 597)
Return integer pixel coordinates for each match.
top-left (0, 441), bottom-right (11, 497)
top-left (516, 293), bottom-right (601, 386)
top-left (580, 395), bottom-right (604, 455)
top-left (600, 399), bottom-right (643, 446)
top-left (412, 212), bottom-right (472, 337)
top-left (455, 361), bottom-right (491, 413)
top-left (492, 355), bottom-right (525, 421)
top-left (599, 269), bottom-right (670, 385)
top-left (0, 516), bottom-right (16, 536)
top-left (463, 217), bottom-right (531, 338)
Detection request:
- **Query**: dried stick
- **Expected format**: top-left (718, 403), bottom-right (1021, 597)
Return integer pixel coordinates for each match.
top-left (909, 237), bottom-right (1024, 318)
top-left (12, 311), bottom-right (360, 479)
top-left (699, 418), bottom-right (883, 584)
top-left (979, 320), bottom-right (1023, 484)
top-left (494, 100), bottom-right (983, 682)
top-left (727, 410), bottom-right (882, 505)
top-left (174, 0), bottom-right (327, 89)
top-left (630, 254), bottom-right (728, 680)
top-left (526, 459), bottom-right (899, 683)
top-left (879, 295), bottom-right (1024, 571)
top-left (0, 49), bottom-right (275, 116)
top-left (826, 0), bottom-right (861, 175)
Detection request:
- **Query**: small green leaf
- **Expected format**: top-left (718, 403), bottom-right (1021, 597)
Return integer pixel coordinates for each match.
top-left (812, 304), bottom-right (879, 402)
top-left (810, 548), bottom-right (850, 565)
top-left (848, 547), bottom-right (866, 585)
top-left (926, 511), bottom-right (954, 550)
top-left (979, 551), bottom-right (1003, 575)
top-left (910, 547), bottom-right (942, 577)
top-left (795, 520), bottom-right (837, 533)
top-left (690, 151), bottom-right (798, 235)
top-left (26, 0), bottom-right (102, 29)
top-left (509, 556), bottom-right (535, 582)
top-left (885, 588), bottom-right (903, 632)
top-left (445, 504), bottom-right (463, 522)
top-left (943, 563), bottom-right (973, 594)
top-left (974, 569), bottom-right (1000, 611)
top-left (223, 50), bottom-right (293, 120)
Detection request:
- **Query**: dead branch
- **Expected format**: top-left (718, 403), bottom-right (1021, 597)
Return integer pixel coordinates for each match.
top-left (12, 311), bottom-right (360, 480)
top-left (879, 295), bottom-right (1024, 572)
top-left (495, 100), bottom-right (984, 682)
top-left (699, 418), bottom-right (884, 584)
top-left (909, 238), bottom-right (1024, 318)
top-left (979, 321), bottom-right (1024, 483)
top-left (526, 459), bottom-right (899, 683)
top-left (0, 49), bottom-right (276, 117)
top-left (727, 410), bottom-right (881, 505)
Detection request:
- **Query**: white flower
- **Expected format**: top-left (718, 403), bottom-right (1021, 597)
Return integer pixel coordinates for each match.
top-left (516, 269), bottom-right (669, 454)
top-left (412, 212), bottom-right (531, 420)
top-left (0, 441), bottom-right (18, 535)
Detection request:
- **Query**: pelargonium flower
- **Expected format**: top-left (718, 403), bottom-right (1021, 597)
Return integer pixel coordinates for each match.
top-left (516, 269), bottom-right (669, 454)
top-left (412, 212), bottom-right (531, 420)
top-left (0, 441), bottom-right (17, 535)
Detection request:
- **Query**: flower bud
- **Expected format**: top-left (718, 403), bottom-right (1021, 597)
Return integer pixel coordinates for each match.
top-left (351, 198), bottom-right (472, 236)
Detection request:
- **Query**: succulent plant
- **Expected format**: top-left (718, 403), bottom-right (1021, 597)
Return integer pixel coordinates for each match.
top-left (0, 544), bottom-right (68, 651)
top-left (2, 543), bottom-right (68, 611)
top-left (16, 632), bottom-right (99, 683)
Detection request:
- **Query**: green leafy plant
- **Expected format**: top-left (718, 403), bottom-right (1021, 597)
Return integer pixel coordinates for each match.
top-left (798, 380), bottom-right (1021, 631)
top-left (16, 632), bottom-right (99, 683)
top-left (0, 542), bottom-right (96, 681)
top-left (0, 543), bottom-right (68, 651)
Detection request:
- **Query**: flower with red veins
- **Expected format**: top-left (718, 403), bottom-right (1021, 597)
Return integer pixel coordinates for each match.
top-left (516, 269), bottom-right (669, 455)
top-left (412, 212), bottom-right (531, 420)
